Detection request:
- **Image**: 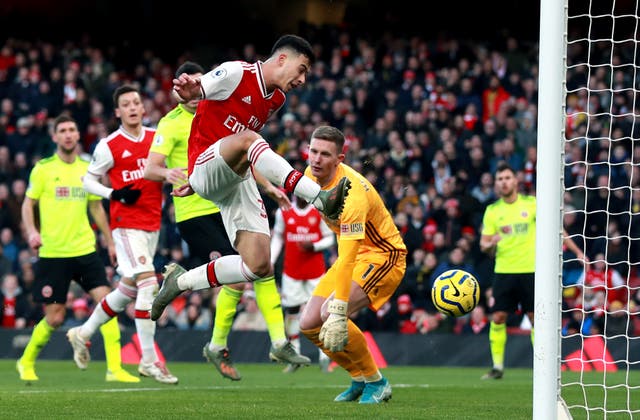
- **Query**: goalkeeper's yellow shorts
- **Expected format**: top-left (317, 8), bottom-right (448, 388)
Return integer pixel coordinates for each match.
top-left (313, 249), bottom-right (407, 311)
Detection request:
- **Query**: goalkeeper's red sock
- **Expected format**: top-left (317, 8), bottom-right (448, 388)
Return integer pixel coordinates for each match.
top-left (301, 326), bottom-right (362, 377)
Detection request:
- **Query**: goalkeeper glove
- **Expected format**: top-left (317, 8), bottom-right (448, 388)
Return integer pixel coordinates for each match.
top-left (111, 185), bottom-right (141, 204)
top-left (319, 299), bottom-right (349, 352)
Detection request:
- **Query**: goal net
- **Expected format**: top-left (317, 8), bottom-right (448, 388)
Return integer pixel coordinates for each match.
top-left (536, 0), bottom-right (640, 418)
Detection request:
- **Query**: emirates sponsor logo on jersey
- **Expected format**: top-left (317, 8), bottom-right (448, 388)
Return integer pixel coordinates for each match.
top-left (122, 158), bottom-right (147, 182)
top-left (223, 114), bottom-right (262, 133)
top-left (242, 95), bottom-right (252, 104)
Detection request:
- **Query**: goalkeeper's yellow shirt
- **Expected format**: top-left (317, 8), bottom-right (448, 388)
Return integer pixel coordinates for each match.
top-left (150, 104), bottom-right (219, 223)
top-left (481, 194), bottom-right (537, 273)
top-left (26, 153), bottom-right (102, 258)
top-left (306, 163), bottom-right (406, 256)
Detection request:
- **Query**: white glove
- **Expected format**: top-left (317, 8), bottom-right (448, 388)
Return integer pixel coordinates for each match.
top-left (319, 299), bottom-right (349, 352)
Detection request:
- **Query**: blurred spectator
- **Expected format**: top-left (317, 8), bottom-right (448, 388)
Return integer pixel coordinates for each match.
top-left (459, 305), bottom-right (490, 335)
top-left (62, 298), bottom-right (91, 328)
top-left (0, 227), bottom-right (21, 271)
top-left (398, 249), bottom-right (438, 311)
top-left (173, 292), bottom-right (212, 331)
top-left (429, 247), bottom-right (478, 290)
top-left (397, 294), bottom-right (418, 334)
top-left (1, 273), bottom-right (30, 328)
top-left (231, 290), bottom-right (267, 332)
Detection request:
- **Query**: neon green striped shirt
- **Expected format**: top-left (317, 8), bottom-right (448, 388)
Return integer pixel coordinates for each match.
top-left (481, 194), bottom-right (537, 273)
top-left (26, 154), bottom-right (102, 257)
top-left (150, 104), bottom-right (219, 223)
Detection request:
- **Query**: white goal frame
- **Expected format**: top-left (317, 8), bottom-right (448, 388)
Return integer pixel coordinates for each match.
top-left (535, 0), bottom-right (640, 418)
top-left (533, 0), bottom-right (566, 418)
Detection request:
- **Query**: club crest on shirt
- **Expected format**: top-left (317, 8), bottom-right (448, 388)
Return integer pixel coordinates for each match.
top-left (41, 285), bottom-right (53, 298)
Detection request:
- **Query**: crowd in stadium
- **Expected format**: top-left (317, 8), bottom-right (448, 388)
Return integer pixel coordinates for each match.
top-left (0, 23), bottom-right (639, 337)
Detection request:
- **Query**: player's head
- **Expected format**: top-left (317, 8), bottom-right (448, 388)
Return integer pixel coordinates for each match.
top-left (174, 61), bottom-right (205, 111)
top-left (52, 114), bottom-right (80, 155)
top-left (268, 34), bottom-right (315, 92)
top-left (494, 161), bottom-right (518, 199)
top-left (307, 125), bottom-right (346, 185)
top-left (113, 84), bottom-right (144, 127)
top-left (175, 61), bottom-right (204, 78)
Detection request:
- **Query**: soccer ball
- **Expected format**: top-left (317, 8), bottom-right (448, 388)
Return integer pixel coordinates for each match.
top-left (431, 269), bottom-right (480, 317)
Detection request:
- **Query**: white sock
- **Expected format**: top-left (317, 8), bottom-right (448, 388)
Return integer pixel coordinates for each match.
top-left (247, 138), bottom-right (321, 205)
top-left (285, 313), bottom-right (300, 351)
top-left (79, 286), bottom-right (134, 339)
top-left (178, 255), bottom-right (259, 291)
top-left (135, 282), bottom-right (158, 364)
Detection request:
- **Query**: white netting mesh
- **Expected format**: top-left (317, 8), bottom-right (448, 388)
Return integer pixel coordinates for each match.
top-left (561, 0), bottom-right (640, 417)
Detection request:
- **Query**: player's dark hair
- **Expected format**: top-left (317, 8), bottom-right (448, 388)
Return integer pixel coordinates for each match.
top-left (113, 84), bottom-right (139, 108)
top-left (310, 125), bottom-right (345, 154)
top-left (175, 61), bottom-right (205, 79)
top-left (496, 161), bottom-right (515, 175)
top-left (53, 114), bottom-right (76, 132)
top-left (270, 34), bottom-right (315, 65)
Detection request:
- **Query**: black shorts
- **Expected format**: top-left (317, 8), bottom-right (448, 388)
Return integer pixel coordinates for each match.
top-left (177, 212), bottom-right (237, 268)
top-left (33, 252), bottom-right (110, 304)
top-left (491, 272), bottom-right (535, 313)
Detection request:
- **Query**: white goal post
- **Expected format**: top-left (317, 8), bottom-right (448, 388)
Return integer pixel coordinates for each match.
top-left (535, 0), bottom-right (640, 418)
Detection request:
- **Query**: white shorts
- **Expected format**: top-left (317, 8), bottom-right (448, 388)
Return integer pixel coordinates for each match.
top-left (113, 228), bottom-right (159, 278)
top-left (190, 141), bottom-right (270, 247)
top-left (280, 273), bottom-right (322, 308)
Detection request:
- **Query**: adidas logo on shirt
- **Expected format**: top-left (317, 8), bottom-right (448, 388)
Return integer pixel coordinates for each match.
top-left (122, 150), bottom-right (132, 158)
top-left (242, 96), bottom-right (252, 104)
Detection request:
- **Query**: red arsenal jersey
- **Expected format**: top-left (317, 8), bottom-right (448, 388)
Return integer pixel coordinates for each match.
top-left (187, 60), bottom-right (286, 175)
top-left (281, 205), bottom-right (326, 280)
top-left (90, 127), bottom-right (162, 231)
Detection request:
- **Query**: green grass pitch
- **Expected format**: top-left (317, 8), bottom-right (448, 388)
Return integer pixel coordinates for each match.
top-left (3, 360), bottom-right (532, 419)
top-left (2, 359), bottom-right (637, 419)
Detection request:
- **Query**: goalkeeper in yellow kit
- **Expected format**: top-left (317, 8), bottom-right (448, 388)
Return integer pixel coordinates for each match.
top-left (299, 125), bottom-right (407, 404)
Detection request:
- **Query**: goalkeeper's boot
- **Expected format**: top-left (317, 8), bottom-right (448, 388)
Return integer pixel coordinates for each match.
top-left (203, 345), bottom-right (241, 381)
top-left (481, 368), bottom-right (504, 380)
top-left (106, 368), bottom-right (140, 383)
top-left (315, 177), bottom-right (351, 220)
top-left (66, 326), bottom-right (91, 369)
top-left (359, 377), bottom-right (392, 404)
top-left (138, 361), bottom-right (178, 384)
top-left (269, 341), bottom-right (311, 365)
top-left (16, 359), bottom-right (38, 382)
top-left (151, 263), bottom-right (187, 321)
top-left (334, 380), bottom-right (366, 402)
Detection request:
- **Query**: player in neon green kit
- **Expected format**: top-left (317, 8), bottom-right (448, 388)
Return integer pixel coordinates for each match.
top-left (16, 115), bottom-right (138, 383)
top-left (144, 61), bottom-right (309, 381)
top-left (479, 161), bottom-right (536, 380)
